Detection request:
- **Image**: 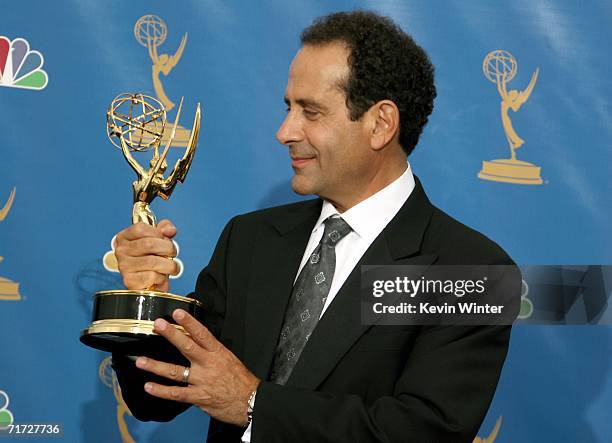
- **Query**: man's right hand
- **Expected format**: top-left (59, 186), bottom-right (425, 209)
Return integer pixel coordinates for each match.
top-left (115, 219), bottom-right (179, 293)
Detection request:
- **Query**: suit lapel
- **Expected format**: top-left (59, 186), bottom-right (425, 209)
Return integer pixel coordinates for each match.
top-left (243, 199), bottom-right (322, 379)
top-left (285, 176), bottom-right (437, 389)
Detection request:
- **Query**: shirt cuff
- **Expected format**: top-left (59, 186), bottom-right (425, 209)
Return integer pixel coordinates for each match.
top-left (241, 422), bottom-right (252, 442)
top-left (241, 390), bottom-right (257, 442)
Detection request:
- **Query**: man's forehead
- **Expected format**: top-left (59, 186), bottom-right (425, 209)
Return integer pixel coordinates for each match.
top-left (285, 42), bottom-right (349, 101)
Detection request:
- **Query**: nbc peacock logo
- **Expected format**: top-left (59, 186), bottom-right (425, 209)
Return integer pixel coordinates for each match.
top-left (0, 390), bottom-right (14, 430)
top-left (0, 36), bottom-right (48, 90)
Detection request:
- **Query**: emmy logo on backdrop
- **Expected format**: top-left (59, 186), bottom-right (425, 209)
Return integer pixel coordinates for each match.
top-left (134, 14), bottom-right (192, 147)
top-left (473, 416), bottom-right (502, 443)
top-left (478, 50), bottom-right (542, 185)
top-left (99, 357), bottom-right (135, 443)
top-left (0, 188), bottom-right (20, 301)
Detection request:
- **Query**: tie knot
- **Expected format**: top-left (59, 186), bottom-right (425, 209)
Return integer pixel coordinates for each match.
top-left (321, 216), bottom-right (351, 246)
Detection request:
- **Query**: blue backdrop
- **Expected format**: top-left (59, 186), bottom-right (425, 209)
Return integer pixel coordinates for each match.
top-left (1, 1), bottom-right (610, 441)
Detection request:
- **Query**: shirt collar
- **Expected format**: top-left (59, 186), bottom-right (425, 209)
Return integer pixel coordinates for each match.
top-left (313, 163), bottom-right (415, 243)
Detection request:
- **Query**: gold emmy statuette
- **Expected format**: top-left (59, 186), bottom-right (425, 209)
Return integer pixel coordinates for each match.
top-left (0, 187), bottom-right (21, 301)
top-left (478, 50), bottom-right (542, 185)
top-left (80, 93), bottom-right (203, 355)
top-left (101, 15), bottom-right (196, 272)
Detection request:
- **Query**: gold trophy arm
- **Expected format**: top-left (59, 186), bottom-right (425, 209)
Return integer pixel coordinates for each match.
top-left (517, 68), bottom-right (539, 105)
top-left (142, 98), bottom-right (184, 195)
top-left (0, 187), bottom-right (16, 221)
top-left (162, 103), bottom-right (201, 194)
top-left (119, 136), bottom-right (146, 178)
top-left (168, 33), bottom-right (188, 71)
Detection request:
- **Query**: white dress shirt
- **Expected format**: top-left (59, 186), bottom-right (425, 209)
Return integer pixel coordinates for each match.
top-left (241, 163), bottom-right (415, 442)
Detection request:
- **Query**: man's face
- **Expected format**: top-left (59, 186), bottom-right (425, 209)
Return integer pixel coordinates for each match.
top-left (277, 42), bottom-right (373, 206)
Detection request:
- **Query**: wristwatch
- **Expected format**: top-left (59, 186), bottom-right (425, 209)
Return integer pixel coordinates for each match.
top-left (247, 389), bottom-right (257, 425)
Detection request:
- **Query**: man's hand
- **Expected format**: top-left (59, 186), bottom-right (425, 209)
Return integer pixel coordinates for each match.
top-left (115, 219), bottom-right (180, 292)
top-left (135, 309), bottom-right (261, 427)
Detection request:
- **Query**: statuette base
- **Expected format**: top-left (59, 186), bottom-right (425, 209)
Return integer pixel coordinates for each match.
top-left (478, 158), bottom-right (543, 185)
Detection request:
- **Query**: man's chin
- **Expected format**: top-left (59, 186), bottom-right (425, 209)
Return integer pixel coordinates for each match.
top-left (291, 177), bottom-right (316, 196)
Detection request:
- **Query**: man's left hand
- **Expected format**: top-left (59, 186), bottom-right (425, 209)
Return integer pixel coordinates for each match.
top-left (135, 309), bottom-right (261, 427)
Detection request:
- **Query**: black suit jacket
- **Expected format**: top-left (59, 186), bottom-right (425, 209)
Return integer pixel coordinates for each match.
top-left (113, 176), bottom-right (519, 442)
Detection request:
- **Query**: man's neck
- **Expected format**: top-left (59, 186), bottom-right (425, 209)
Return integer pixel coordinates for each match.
top-left (325, 162), bottom-right (409, 213)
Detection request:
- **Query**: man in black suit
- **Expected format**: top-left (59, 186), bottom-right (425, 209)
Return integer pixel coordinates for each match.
top-left (112, 11), bottom-right (518, 442)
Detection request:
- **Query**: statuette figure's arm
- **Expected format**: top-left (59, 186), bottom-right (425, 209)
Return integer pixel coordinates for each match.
top-left (119, 135), bottom-right (146, 178)
top-left (517, 68), bottom-right (539, 105)
top-left (167, 34), bottom-right (187, 72)
top-left (496, 71), bottom-right (508, 101)
top-left (0, 187), bottom-right (16, 221)
top-left (161, 104), bottom-right (201, 195)
top-left (148, 37), bottom-right (159, 65)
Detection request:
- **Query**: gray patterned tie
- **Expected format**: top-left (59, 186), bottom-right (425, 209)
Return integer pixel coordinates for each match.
top-left (269, 216), bottom-right (352, 385)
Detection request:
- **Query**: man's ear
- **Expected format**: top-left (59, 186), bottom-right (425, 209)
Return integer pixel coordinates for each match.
top-left (369, 100), bottom-right (400, 151)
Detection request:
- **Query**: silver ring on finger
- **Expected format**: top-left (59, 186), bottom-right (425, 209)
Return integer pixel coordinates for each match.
top-left (182, 366), bottom-right (191, 385)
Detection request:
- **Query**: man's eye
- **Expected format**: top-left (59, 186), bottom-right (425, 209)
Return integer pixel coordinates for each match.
top-left (303, 109), bottom-right (319, 119)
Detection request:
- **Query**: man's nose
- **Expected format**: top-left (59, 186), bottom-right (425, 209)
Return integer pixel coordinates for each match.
top-left (276, 111), bottom-right (303, 146)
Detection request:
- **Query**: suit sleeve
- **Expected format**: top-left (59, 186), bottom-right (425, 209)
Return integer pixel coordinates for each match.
top-left (252, 324), bottom-right (512, 442)
top-left (112, 217), bottom-right (236, 422)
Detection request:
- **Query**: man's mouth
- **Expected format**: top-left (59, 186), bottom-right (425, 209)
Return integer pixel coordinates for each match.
top-left (291, 156), bottom-right (315, 168)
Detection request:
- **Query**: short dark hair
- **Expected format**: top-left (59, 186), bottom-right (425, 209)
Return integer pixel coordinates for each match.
top-left (301, 11), bottom-right (436, 156)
